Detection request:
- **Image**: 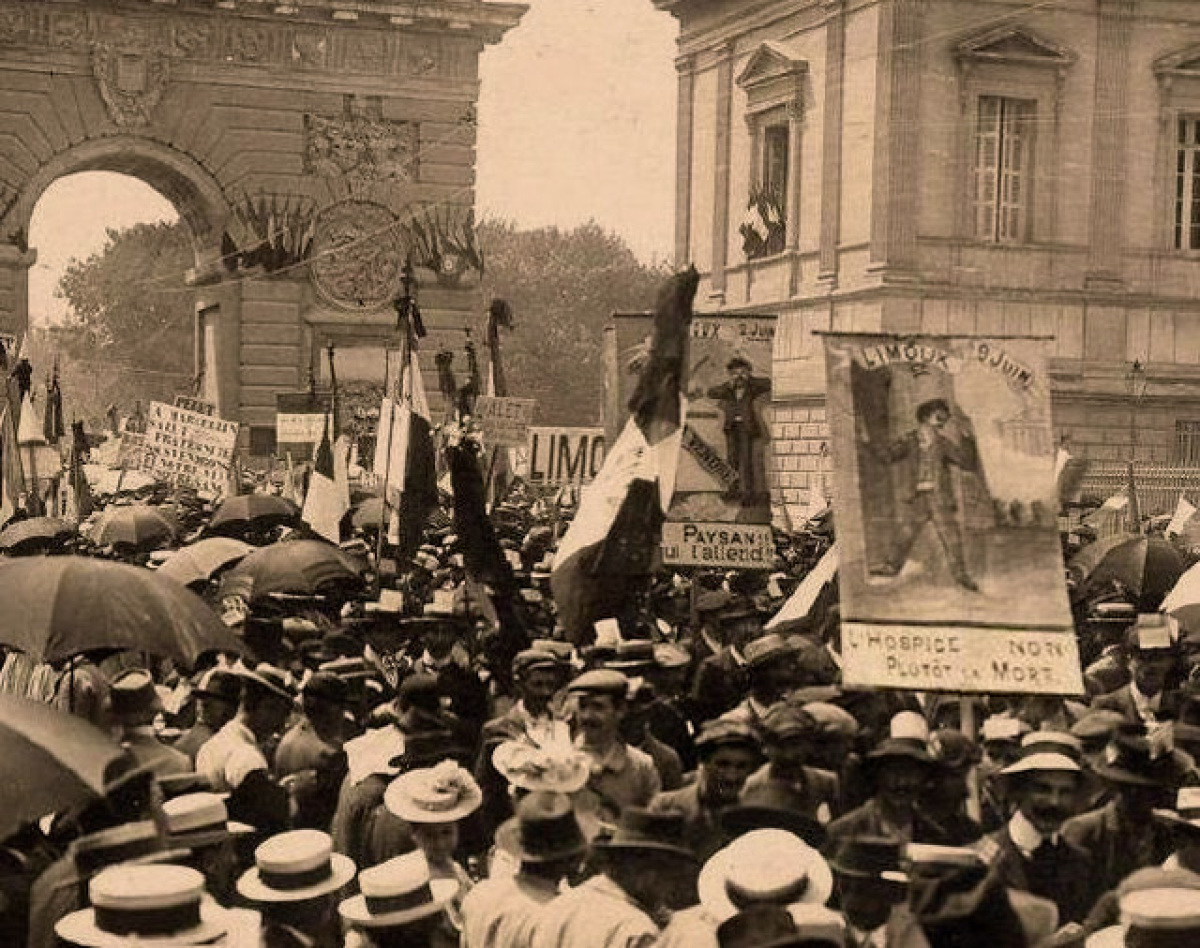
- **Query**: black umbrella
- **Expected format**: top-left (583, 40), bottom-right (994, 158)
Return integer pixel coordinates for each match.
top-left (207, 494), bottom-right (300, 538)
top-left (0, 556), bottom-right (246, 665)
top-left (0, 517), bottom-right (77, 556)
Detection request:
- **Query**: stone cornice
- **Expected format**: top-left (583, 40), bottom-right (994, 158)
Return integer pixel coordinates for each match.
top-left (0, 1), bottom-right (526, 82)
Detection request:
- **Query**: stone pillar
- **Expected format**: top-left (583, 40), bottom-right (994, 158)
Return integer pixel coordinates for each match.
top-left (191, 277), bottom-right (241, 423)
top-left (711, 42), bottom-right (735, 300)
top-left (786, 100), bottom-right (804, 296)
top-left (869, 0), bottom-right (923, 279)
top-left (818, 0), bottom-right (846, 284)
top-left (1086, 0), bottom-right (1134, 287)
top-left (0, 245), bottom-right (34, 341)
top-left (674, 54), bottom-right (696, 270)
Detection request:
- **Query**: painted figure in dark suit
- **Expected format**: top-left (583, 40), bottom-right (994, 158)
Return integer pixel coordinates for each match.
top-left (864, 397), bottom-right (980, 592)
top-left (706, 356), bottom-right (772, 504)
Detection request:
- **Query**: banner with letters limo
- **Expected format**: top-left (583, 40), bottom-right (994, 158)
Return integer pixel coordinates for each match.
top-left (822, 333), bottom-right (1082, 695)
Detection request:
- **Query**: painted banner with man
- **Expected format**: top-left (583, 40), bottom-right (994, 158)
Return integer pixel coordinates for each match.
top-left (608, 312), bottom-right (776, 567)
top-left (823, 333), bottom-right (1082, 695)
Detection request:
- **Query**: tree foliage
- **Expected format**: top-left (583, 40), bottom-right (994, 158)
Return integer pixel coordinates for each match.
top-left (54, 220), bottom-right (195, 422)
top-left (477, 219), bottom-right (668, 426)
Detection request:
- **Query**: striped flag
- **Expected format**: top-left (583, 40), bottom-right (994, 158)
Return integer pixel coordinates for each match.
top-left (374, 344), bottom-right (438, 561)
top-left (550, 267), bottom-right (698, 644)
top-left (302, 414), bottom-right (349, 543)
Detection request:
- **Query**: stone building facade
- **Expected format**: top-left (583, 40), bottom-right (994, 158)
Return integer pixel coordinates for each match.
top-left (656, 0), bottom-right (1200, 513)
top-left (0, 0), bottom-right (524, 455)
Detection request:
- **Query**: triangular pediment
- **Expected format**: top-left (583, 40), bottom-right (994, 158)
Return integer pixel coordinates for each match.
top-left (737, 41), bottom-right (806, 90)
top-left (956, 27), bottom-right (1076, 68)
top-left (1156, 44), bottom-right (1200, 77)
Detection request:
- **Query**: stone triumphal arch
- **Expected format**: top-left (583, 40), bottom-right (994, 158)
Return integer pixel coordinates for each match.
top-left (0, 0), bottom-right (524, 454)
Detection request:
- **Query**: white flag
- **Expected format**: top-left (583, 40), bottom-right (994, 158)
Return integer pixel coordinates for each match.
top-left (1167, 495), bottom-right (1197, 538)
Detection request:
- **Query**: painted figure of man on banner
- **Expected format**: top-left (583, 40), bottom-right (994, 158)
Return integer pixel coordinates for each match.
top-left (824, 333), bottom-right (1081, 695)
top-left (705, 354), bottom-right (772, 506)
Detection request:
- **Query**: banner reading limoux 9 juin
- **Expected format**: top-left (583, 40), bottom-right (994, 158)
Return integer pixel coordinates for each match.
top-left (822, 333), bottom-right (1082, 695)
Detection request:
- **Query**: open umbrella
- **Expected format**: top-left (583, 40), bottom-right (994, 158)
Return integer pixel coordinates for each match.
top-left (157, 537), bottom-right (255, 588)
top-left (1163, 562), bottom-right (1200, 631)
top-left (0, 517), bottom-right (77, 556)
top-left (91, 504), bottom-right (177, 552)
top-left (207, 494), bottom-right (300, 538)
top-left (1070, 534), bottom-right (1184, 610)
top-left (219, 539), bottom-right (366, 604)
top-left (0, 556), bottom-right (246, 665)
top-left (0, 693), bottom-right (127, 839)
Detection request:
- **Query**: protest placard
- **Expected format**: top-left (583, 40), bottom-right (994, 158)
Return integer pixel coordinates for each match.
top-left (526, 427), bottom-right (606, 486)
top-left (475, 395), bottom-right (536, 447)
top-left (139, 401), bottom-right (239, 495)
top-left (608, 312), bottom-right (777, 566)
top-left (661, 521), bottom-right (774, 568)
top-left (822, 332), bottom-right (1082, 694)
top-left (174, 396), bottom-right (216, 417)
top-left (276, 392), bottom-right (332, 462)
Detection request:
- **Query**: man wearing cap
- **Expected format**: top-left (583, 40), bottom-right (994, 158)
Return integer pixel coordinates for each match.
top-left (175, 667), bottom-right (242, 762)
top-left (703, 354), bottom-right (772, 505)
top-left (825, 713), bottom-right (941, 848)
top-left (408, 594), bottom-right (490, 742)
top-left (982, 732), bottom-right (1096, 923)
top-left (723, 634), bottom-right (796, 730)
top-left (1062, 723), bottom-right (1184, 897)
top-left (276, 672), bottom-right (354, 831)
top-left (108, 668), bottom-right (194, 780)
top-left (649, 719), bottom-right (763, 860)
top-left (828, 836), bottom-right (911, 948)
top-left (1092, 615), bottom-right (1182, 725)
top-left (740, 703), bottom-right (840, 825)
top-left (196, 664), bottom-right (295, 833)
top-left (530, 808), bottom-right (699, 948)
top-left (461, 792), bottom-right (588, 948)
top-left (690, 599), bottom-right (761, 725)
top-left (568, 669), bottom-right (661, 827)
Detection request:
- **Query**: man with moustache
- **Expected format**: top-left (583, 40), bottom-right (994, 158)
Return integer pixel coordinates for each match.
top-left (981, 732), bottom-right (1096, 924)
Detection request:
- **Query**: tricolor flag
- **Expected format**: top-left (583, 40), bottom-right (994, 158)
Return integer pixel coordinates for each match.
top-left (60, 421), bottom-right (94, 522)
top-left (550, 267), bottom-right (698, 644)
top-left (373, 344), bottom-right (437, 561)
top-left (301, 415), bottom-right (349, 544)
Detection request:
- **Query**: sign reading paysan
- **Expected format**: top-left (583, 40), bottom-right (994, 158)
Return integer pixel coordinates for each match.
top-left (661, 521), bottom-right (774, 568)
top-left (526, 427), bottom-right (606, 486)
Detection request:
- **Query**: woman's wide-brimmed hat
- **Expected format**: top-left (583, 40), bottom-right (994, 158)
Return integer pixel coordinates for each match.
top-left (384, 760), bottom-right (483, 824)
top-left (492, 728), bottom-right (591, 794)
top-left (495, 791), bottom-right (589, 864)
top-left (338, 851), bottom-right (459, 929)
top-left (56, 864), bottom-right (229, 947)
top-left (236, 829), bottom-right (356, 903)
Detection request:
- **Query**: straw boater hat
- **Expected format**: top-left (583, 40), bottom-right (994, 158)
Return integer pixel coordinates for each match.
top-left (698, 829), bottom-right (833, 923)
top-left (384, 761), bottom-right (483, 824)
top-left (1087, 867), bottom-right (1200, 948)
top-left (162, 793), bottom-right (253, 850)
top-left (495, 791), bottom-right (589, 865)
top-left (56, 864), bottom-right (229, 947)
top-left (338, 851), bottom-right (459, 930)
top-left (999, 731), bottom-right (1084, 780)
top-left (237, 830), bottom-right (356, 903)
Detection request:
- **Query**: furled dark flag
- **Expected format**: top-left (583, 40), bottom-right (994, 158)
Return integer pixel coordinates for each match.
top-left (61, 421), bottom-right (94, 521)
top-left (550, 267), bottom-right (698, 644)
top-left (43, 367), bottom-right (64, 446)
top-left (447, 437), bottom-right (530, 689)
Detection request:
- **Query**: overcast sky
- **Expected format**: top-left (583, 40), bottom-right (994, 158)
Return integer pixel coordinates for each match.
top-left (27, 0), bottom-right (678, 325)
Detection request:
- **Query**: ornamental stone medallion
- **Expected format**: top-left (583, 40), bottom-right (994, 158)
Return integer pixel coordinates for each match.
top-left (92, 24), bottom-right (171, 128)
top-left (309, 200), bottom-right (406, 312)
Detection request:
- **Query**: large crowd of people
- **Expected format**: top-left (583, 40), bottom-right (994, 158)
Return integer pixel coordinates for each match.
top-left (3, 460), bottom-right (1200, 947)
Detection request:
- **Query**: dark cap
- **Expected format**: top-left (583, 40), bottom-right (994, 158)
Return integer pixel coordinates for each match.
top-left (302, 672), bottom-right (351, 705)
top-left (566, 669), bottom-right (629, 698)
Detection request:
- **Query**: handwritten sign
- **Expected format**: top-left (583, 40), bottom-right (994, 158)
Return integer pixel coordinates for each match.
top-left (140, 401), bottom-right (239, 495)
top-left (661, 521), bottom-right (774, 568)
top-left (276, 392), bottom-right (332, 462)
top-left (475, 396), bottom-right (536, 447)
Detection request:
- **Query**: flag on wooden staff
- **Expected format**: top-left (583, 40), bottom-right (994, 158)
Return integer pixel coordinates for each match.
top-left (550, 267), bottom-right (698, 644)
